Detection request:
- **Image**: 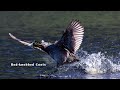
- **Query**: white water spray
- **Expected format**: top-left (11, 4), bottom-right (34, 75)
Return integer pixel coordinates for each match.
top-left (74, 50), bottom-right (120, 74)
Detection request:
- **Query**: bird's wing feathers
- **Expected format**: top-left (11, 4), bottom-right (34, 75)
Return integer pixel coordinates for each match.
top-left (9, 33), bottom-right (33, 47)
top-left (9, 33), bottom-right (44, 51)
top-left (56, 20), bottom-right (84, 54)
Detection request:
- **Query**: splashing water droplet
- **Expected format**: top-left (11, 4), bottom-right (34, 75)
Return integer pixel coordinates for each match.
top-left (49, 49), bottom-right (120, 78)
top-left (76, 50), bottom-right (120, 74)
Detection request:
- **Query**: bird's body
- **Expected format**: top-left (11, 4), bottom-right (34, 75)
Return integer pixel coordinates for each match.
top-left (46, 44), bottom-right (69, 66)
top-left (9, 20), bottom-right (84, 67)
top-left (33, 40), bottom-right (78, 66)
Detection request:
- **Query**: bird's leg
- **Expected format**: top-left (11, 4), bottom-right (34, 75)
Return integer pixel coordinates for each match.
top-left (63, 53), bottom-right (79, 64)
top-left (70, 53), bottom-right (79, 61)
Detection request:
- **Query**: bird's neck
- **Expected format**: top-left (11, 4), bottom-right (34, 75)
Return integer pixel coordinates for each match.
top-left (41, 46), bottom-right (45, 50)
top-left (40, 45), bottom-right (48, 53)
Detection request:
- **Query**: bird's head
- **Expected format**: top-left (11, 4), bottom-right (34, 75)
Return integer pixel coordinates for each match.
top-left (33, 40), bottom-right (50, 50)
top-left (33, 40), bottom-right (44, 49)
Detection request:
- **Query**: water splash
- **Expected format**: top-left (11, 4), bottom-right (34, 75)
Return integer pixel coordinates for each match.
top-left (55, 49), bottom-right (120, 75)
top-left (74, 50), bottom-right (120, 74)
top-left (38, 50), bottom-right (120, 79)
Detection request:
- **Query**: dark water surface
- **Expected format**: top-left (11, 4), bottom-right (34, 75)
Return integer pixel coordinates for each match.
top-left (0, 11), bottom-right (120, 79)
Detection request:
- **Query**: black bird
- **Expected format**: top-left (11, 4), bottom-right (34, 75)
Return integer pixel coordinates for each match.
top-left (9, 20), bottom-right (84, 67)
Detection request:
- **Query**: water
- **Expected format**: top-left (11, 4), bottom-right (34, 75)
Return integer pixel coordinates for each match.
top-left (37, 50), bottom-right (120, 79)
top-left (0, 11), bottom-right (120, 79)
top-left (1, 37), bottom-right (120, 79)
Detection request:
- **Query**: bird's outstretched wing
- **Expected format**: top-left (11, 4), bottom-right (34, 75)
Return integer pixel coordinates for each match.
top-left (56, 20), bottom-right (84, 54)
top-left (9, 33), bottom-right (34, 47)
top-left (9, 33), bottom-right (44, 51)
top-left (9, 33), bottom-right (42, 51)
